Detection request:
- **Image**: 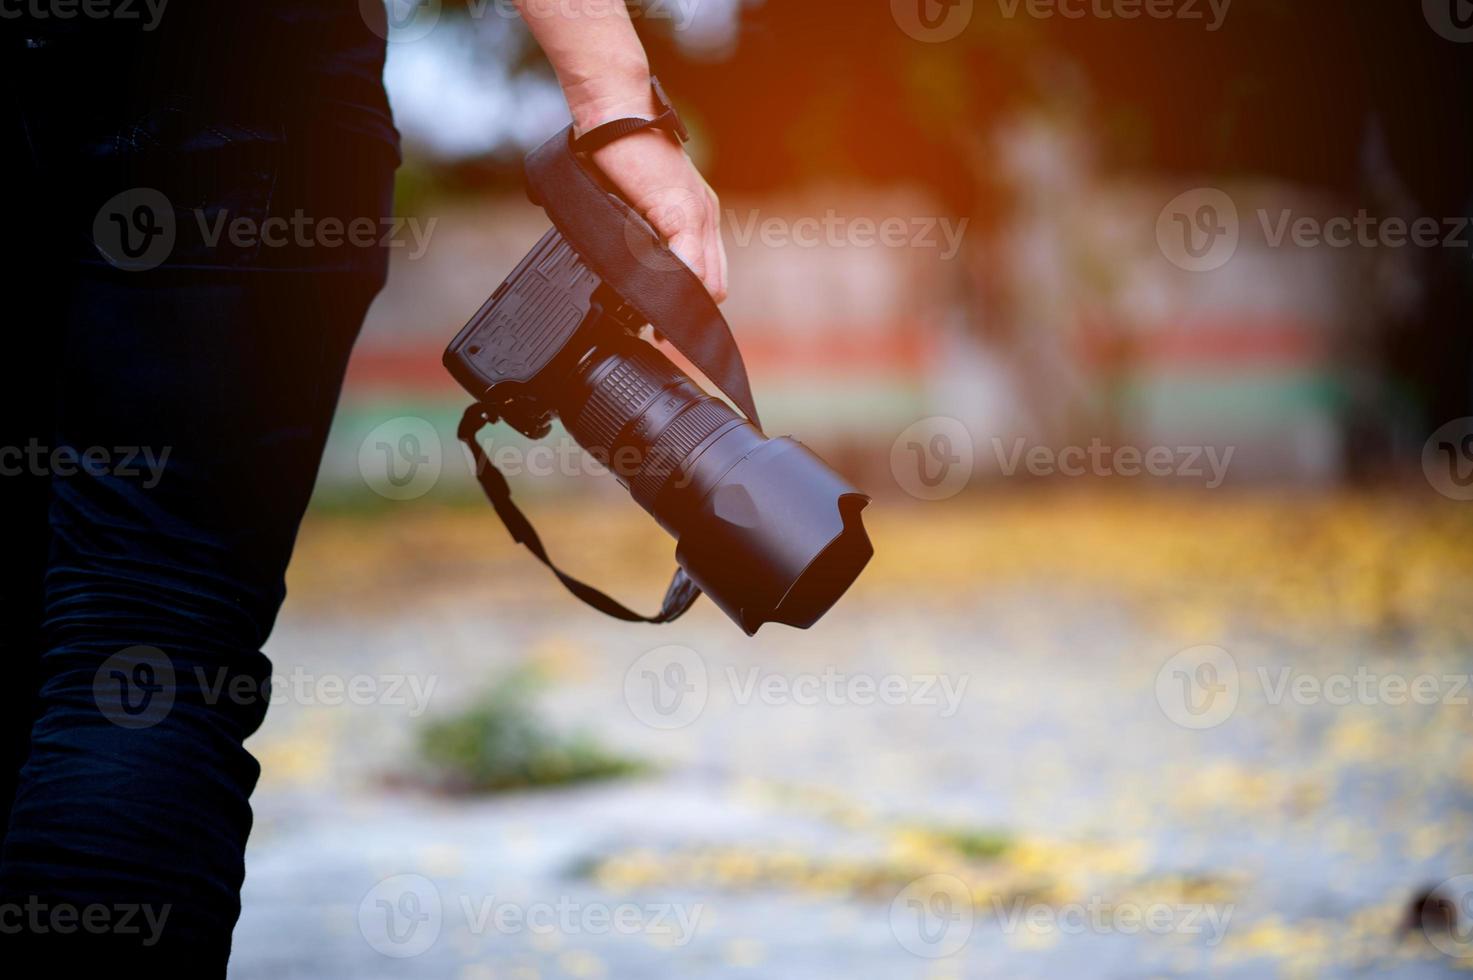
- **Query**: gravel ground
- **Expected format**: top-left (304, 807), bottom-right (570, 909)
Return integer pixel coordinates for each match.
top-left (230, 492), bottom-right (1473, 978)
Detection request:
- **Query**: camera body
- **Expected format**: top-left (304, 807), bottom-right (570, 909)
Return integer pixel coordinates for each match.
top-left (446, 227), bottom-right (636, 441)
top-left (446, 217), bottom-right (872, 635)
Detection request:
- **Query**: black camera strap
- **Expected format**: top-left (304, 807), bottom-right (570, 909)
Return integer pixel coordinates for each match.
top-left (458, 404), bottom-right (704, 624)
top-left (454, 124), bottom-right (762, 624)
top-left (524, 125), bottom-right (761, 429)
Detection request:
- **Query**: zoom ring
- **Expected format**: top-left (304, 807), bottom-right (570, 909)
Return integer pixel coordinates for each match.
top-left (630, 397), bottom-right (738, 510)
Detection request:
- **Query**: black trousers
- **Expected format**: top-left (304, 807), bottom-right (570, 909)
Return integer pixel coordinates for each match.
top-left (0, 38), bottom-right (397, 971)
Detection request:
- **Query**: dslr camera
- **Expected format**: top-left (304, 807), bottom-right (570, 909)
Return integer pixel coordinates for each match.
top-left (445, 107), bottom-right (872, 634)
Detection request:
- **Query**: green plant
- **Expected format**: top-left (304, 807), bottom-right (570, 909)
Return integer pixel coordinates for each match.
top-left (416, 669), bottom-right (646, 793)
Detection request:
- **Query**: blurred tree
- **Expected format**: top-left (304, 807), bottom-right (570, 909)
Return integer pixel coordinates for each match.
top-left (643, 0), bottom-right (1473, 423)
top-left (433, 0), bottom-right (1472, 424)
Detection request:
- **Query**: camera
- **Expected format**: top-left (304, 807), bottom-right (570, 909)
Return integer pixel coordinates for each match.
top-left (445, 224), bottom-right (873, 634)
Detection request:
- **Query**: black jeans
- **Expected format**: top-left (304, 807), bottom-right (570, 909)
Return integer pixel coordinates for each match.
top-left (0, 39), bottom-right (397, 972)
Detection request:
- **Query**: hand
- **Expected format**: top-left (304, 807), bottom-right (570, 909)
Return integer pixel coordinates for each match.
top-left (509, 0), bottom-right (725, 300)
top-left (587, 129), bottom-right (728, 303)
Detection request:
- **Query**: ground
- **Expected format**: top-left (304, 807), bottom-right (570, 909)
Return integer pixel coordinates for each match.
top-left (229, 490), bottom-right (1473, 978)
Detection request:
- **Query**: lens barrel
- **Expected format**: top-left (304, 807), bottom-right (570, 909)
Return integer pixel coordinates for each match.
top-left (560, 334), bottom-right (872, 634)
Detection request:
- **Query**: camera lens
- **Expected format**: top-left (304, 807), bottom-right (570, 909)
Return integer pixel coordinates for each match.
top-left (563, 337), bottom-right (742, 518)
top-left (559, 334), bottom-right (873, 634)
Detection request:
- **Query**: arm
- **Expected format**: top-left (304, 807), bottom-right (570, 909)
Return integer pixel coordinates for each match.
top-left (514, 0), bottom-right (727, 302)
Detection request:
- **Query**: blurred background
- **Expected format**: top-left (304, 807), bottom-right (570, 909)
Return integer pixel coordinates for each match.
top-left (233, 2), bottom-right (1473, 976)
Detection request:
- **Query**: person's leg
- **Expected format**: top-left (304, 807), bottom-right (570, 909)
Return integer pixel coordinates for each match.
top-left (0, 74), bottom-right (397, 965)
top-left (0, 97), bottom-right (61, 839)
top-left (0, 263), bottom-right (386, 967)
top-left (0, 329), bottom-right (54, 837)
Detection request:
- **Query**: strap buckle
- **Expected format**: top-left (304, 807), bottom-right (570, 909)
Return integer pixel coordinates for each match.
top-left (651, 75), bottom-right (690, 144)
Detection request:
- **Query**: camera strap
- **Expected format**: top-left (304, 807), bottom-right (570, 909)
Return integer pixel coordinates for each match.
top-left (458, 403), bottom-right (705, 624)
top-left (454, 125), bottom-right (763, 624)
top-left (524, 125), bottom-right (761, 429)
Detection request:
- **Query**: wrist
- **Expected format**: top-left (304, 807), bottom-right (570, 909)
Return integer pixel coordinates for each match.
top-left (565, 64), bottom-right (656, 136)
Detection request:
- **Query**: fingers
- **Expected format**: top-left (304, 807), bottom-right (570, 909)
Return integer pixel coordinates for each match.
top-left (704, 187), bottom-right (727, 303)
top-left (667, 229), bottom-right (707, 287)
top-left (643, 186), bottom-right (723, 302)
top-left (674, 186), bottom-right (724, 302)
